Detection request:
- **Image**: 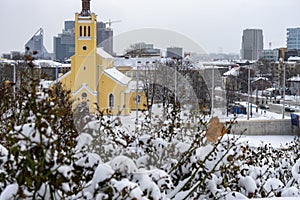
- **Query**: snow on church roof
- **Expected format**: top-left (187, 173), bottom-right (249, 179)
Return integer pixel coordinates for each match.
top-left (33, 60), bottom-right (71, 68)
top-left (97, 48), bottom-right (113, 59)
top-left (104, 68), bottom-right (131, 85)
top-left (223, 66), bottom-right (240, 76)
top-left (288, 75), bottom-right (300, 82)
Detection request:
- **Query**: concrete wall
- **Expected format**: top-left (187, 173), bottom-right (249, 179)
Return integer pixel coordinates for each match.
top-left (229, 119), bottom-right (300, 135)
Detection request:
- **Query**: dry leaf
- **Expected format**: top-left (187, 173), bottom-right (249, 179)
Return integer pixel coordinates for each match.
top-left (206, 117), bottom-right (226, 143)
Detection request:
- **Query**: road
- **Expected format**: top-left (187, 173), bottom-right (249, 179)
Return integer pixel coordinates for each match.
top-left (267, 103), bottom-right (291, 116)
top-left (239, 93), bottom-right (300, 116)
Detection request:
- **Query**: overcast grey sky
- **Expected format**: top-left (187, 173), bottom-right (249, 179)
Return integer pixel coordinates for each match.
top-left (0, 0), bottom-right (299, 55)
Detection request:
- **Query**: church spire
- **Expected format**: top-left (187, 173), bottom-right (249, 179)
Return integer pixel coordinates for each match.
top-left (80, 0), bottom-right (91, 16)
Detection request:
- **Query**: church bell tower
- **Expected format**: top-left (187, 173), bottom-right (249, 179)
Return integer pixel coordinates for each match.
top-left (71, 0), bottom-right (98, 97)
top-left (75, 0), bottom-right (97, 58)
top-left (80, 0), bottom-right (91, 16)
top-left (75, 0), bottom-right (97, 76)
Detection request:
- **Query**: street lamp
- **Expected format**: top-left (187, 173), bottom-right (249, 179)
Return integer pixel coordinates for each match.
top-left (135, 61), bottom-right (141, 124)
top-left (247, 65), bottom-right (251, 120)
top-left (55, 65), bottom-right (59, 92)
top-left (13, 63), bottom-right (16, 97)
top-left (211, 65), bottom-right (215, 116)
top-left (174, 61), bottom-right (177, 103)
top-left (280, 58), bottom-right (285, 119)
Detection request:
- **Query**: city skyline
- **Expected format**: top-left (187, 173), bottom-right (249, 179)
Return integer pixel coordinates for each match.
top-left (0, 0), bottom-right (299, 55)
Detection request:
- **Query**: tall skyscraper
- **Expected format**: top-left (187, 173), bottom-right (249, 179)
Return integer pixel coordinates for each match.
top-left (54, 21), bottom-right (113, 61)
top-left (53, 21), bottom-right (75, 61)
top-left (241, 29), bottom-right (263, 60)
top-left (25, 28), bottom-right (51, 60)
top-left (287, 28), bottom-right (300, 50)
top-left (97, 22), bottom-right (113, 56)
top-left (286, 28), bottom-right (300, 60)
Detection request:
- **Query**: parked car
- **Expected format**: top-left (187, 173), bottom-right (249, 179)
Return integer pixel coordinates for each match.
top-left (227, 105), bottom-right (247, 114)
top-left (259, 104), bottom-right (270, 109)
top-left (285, 107), bottom-right (295, 112)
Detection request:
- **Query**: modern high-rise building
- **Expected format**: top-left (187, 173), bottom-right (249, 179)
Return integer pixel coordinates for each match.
top-left (53, 21), bottom-right (75, 61)
top-left (54, 20), bottom-right (113, 61)
top-left (261, 49), bottom-right (280, 62)
top-left (287, 28), bottom-right (300, 50)
top-left (25, 28), bottom-right (51, 60)
top-left (166, 47), bottom-right (183, 59)
top-left (241, 29), bottom-right (263, 60)
top-left (97, 22), bottom-right (113, 55)
top-left (286, 28), bottom-right (300, 60)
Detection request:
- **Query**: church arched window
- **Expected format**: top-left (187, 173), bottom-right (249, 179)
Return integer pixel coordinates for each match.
top-left (135, 95), bottom-right (141, 104)
top-left (84, 26), bottom-right (87, 37)
top-left (109, 93), bottom-right (114, 108)
top-left (79, 26), bottom-right (82, 36)
top-left (88, 26), bottom-right (91, 37)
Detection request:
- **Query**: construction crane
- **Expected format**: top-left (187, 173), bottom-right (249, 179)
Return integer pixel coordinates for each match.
top-left (105, 19), bottom-right (121, 30)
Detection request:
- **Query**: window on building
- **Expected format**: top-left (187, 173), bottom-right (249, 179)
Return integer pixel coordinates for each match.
top-left (83, 46), bottom-right (87, 51)
top-left (81, 92), bottom-right (87, 99)
top-left (79, 26), bottom-right (82, 36)
top-left (135, 95), bottom-right (141, 104)
top-left (109, 93), bottom-right (114, 108)
top-left (88, 26), bottom-right (91, 37)
top-left (84, 26), bottom-right (86, 37)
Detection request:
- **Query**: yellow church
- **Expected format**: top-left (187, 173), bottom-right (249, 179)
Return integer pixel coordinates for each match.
top-left (59, 0), bottom-right (146, 115)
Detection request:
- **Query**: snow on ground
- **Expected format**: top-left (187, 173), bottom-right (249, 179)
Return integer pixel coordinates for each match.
top-left (252, 198), bottom-right (300, 200)
top-left (117, 104), bottom-right (298, 148)
top-left (1, 103), bottom-right (299, 199)
top-left (235, 135), bottom-right (296, 148)
top-left (233, 102), bottom-right (283, 120)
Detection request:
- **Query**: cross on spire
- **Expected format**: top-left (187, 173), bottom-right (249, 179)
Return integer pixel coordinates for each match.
top-left (80, 0), bottom-right (91, 16)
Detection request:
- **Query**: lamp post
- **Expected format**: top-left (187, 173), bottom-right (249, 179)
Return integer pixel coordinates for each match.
top-left (136, 61), bottom-right (141, 124)
top-left (247, 65), bottom-right (251, 120)
top-left (256, 85), bottom-right (258, 112)
top-left (211, 65), bottom-right (215, 116)
top-left (175, 62), bottom-right (177, 103)
top-left (55, 65), bottom-right (59, 92)
top-left (145, 61), bottom-right (150, 106)
top-left (280, 59), bottom-right (286, 119)
top-left (13, 63), bottom-right (16, 99)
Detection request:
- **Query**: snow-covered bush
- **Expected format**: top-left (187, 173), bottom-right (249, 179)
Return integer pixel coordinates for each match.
top-left (238, 139), bottom-right (300, 198)
top-left (0, 78), bottom-right (93, 199)
top-left (0, 74), bottom-right (299, 199)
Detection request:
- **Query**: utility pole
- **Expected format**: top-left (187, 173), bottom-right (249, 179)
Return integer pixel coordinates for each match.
top-left (247, 65), bottom-right (251, 120)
